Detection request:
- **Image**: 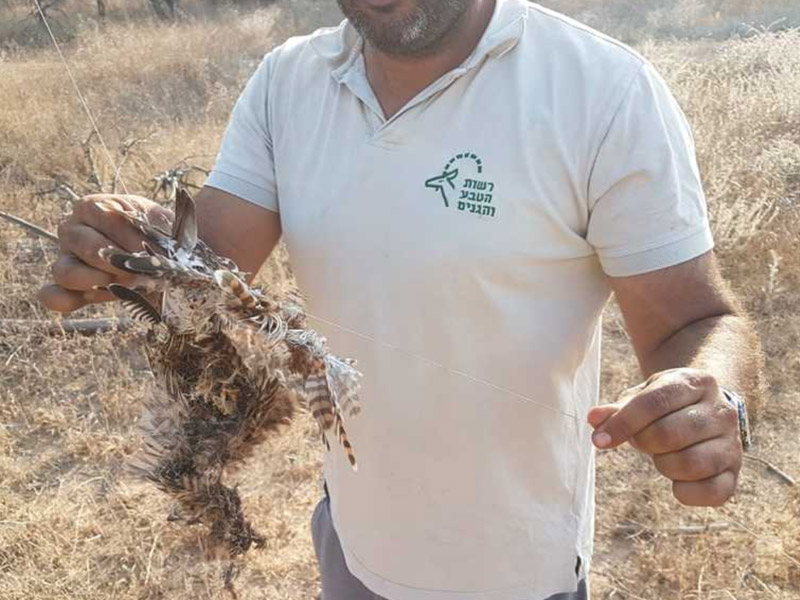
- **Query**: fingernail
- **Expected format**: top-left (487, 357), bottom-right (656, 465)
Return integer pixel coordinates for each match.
top-left (592, 432), bottom-right (612, 449)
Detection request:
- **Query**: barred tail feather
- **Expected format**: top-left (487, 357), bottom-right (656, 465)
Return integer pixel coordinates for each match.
top-left (108, 284), bottom-right (162, 325)
top-left (324, 355), bottom-right (363, 418)
top-left (335, 416), bottom-right (358, 471)
top-left (173, 188), bottom-right (199, 251)
top-left (306, 373), bottom-right (335, 432)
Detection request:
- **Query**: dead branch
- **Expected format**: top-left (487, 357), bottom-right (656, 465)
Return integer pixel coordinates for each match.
top-left (34, 183), bottom-right (81, 202)
top-left (0, 210), bottom-right (58, 242)
top-left (83, 131), bottom-right (104, 191)
top-left (744, 454), bottom-right (797, 486)
top-left (613, 521), bottom-right (735, 537)
top-left (0, 318), bottom-right (134, 336)
top-left (112, 132), bottom-right (156, 193)
top-left (152, 160), bottom-right (210, 203)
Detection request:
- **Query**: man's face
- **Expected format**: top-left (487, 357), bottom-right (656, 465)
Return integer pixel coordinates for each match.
top-left (336, 0), bottom-right (474, 57)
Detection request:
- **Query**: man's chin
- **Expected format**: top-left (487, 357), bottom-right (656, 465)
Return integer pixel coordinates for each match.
top-left (338, 0), bottom-right (473, 57)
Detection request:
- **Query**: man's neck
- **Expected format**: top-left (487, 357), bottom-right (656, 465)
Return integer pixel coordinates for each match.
top-left (363, 0), bottom-right (496, 119)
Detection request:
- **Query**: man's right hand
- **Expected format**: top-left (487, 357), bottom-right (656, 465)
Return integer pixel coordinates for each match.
top-left (38, 195), bottom-right (173, 314)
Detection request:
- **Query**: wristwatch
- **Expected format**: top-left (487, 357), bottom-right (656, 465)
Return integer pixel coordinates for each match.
top-left (721, 388), bottom-right (752, 451)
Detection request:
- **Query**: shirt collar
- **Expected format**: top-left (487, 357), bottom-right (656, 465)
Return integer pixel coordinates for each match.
top-left (309, 0), bottom-right (529, 81)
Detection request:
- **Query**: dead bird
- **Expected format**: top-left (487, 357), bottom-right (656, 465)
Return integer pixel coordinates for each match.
top-left (95, 189), bottom-right (361, 588)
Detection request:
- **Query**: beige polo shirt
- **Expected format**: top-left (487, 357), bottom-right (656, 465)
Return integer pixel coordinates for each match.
top-left (206, 1), bottom-right (714, 598)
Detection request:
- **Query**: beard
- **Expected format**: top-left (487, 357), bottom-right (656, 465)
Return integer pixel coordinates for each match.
top-left (336, 0), bottom-right (474, 57)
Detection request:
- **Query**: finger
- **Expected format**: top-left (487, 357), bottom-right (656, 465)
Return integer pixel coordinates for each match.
top-left (52, 254), bottom-right (115, 291)
top-left (587, 403), bottom-right (619, 428)
top-left (83, 194), bottom-right (173, 231)
top-left (632, 402), bottom-right (734, 455)
top-left (37, 284), bottom-right (89, 313)
top-left (82, 194), bottom-right (138, 213)
top-left (83, 288), bottom-right (116, 303)
top-left (672, 470), bottom-right (738, 507)
top-left (70, 197), bottom-right (148, 253)
top-left (588, 380), bottom-right (652, 428)
top-left (592, 371), bottom-right (716, 449)
top-left (57, 223), bottom-right (135, 276)
top-left (653, 437), bottom-right (742, 482)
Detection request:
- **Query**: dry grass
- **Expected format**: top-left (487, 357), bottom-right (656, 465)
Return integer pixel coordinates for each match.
top-left (542, 0), bottom-right (800, 41)
top-left (1, 1), bottom-right (799, 599)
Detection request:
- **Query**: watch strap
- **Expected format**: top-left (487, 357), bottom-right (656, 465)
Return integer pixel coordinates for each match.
top-left (721, 388), bottom-right (752, 451)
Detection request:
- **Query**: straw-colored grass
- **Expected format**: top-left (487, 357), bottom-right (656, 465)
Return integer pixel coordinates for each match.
top-left (1, 1), bottom-right (799, 598)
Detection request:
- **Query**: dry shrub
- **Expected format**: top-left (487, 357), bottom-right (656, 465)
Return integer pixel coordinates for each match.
top-left (593, 29), bottom-right (800, 600)
top-left (0, 7), bottom-right (291, 194)
top-left (646, 31), bottom-right (800, 253)
top-left (541, 0), bottom-right (800, 41)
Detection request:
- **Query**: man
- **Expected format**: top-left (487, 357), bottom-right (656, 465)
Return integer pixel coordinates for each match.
top-left (40, 0), bottom-right (763, 598)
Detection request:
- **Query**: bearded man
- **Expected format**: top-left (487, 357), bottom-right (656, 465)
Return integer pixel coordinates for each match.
top-left (41, 1), bottom-right (762, 598)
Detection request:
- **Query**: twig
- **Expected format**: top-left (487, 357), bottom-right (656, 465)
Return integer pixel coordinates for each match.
top-left (744, 454), bottom-right (797, 486)
top-left (143, 533), bottom-right (160, 585)
top-left (728, 518), bottom-right (800, 568)
top-left (0, 318), bottom-right (134, 335)
top-left (745, 571), bottom-right (778, 597)
top-left (151, 159), bottom-right (211, 202)
top-left (113, 132), bottom-right (155, 193)
top-left (603, 575), bottom-right (650, 600)
top-left (57, 183), bottom-right (81, 202)
top-left (0, 210), bottom-right (58, 242)
top-left (697, 565), bottom-right (705, 600)
top-left (35, 183), bottom-right (81, 202)
top-left (83, 131), bottom-right (103, 191)
top-left (613, 521), bottom-right (735, 536)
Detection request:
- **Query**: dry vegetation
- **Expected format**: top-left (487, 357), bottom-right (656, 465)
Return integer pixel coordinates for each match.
top-left (1, 0), bottom-right (799, 598)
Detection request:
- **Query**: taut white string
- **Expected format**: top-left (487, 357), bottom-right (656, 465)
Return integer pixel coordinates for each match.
top-left (306, 312), bottom-right (579, 421)
top-left (31, 0), bottom-right (129, 195)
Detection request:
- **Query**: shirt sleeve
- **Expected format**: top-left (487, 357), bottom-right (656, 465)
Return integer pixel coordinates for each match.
top-left (586, 61), bottom-right (714, 277)
top-left (205, 52), bottom-right (279, 213)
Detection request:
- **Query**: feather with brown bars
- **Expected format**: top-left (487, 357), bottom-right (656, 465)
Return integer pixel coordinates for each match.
top-left (95, 189), bottom-right (361, 592)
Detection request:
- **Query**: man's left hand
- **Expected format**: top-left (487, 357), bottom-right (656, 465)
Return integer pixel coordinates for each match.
top-left (587, 368), bottom-right (743, 507)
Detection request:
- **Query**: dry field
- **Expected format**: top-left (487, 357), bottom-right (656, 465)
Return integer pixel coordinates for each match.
top-left (1, 1), bottom-right (799, 598)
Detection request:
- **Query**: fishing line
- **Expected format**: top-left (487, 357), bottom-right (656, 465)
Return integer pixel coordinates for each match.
top-left (306, 312), bottom-right (580, 421)
top-left (31, 0), bottom-right (129, 194)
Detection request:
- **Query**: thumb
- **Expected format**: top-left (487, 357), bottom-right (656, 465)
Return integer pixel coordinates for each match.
top-left (588, 379), bottom-right (650, 429)
top-left (587, 403), bottom-right (622, 429)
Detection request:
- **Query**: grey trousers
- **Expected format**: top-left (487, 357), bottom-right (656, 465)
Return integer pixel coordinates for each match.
top-left (311, 496), bottom-right (589, 600)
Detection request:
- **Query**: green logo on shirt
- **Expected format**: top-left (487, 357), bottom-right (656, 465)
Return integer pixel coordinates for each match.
top-left (424, 153), bottom-right (497, 218)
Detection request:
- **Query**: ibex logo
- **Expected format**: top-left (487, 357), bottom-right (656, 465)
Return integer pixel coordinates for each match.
top-left (424, 152), bottom-right (497, 218)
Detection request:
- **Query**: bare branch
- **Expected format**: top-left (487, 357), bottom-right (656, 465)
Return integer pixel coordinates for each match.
top-left (0, 318), bottom-right (134, 336)
top-left (112, 132), bottom-right (156, 193)
top-left (744, 454), bottom-right (797, 486)
top-left (152, 160), bottom-right (211, 203)
top-left (613, 521), bottom-right (736, 537)
top-left (83, 131), bottom-right (104, 192)
top-left (35, 183), bottom-right (81, 202)
top-left (0, 210), bottom-right (58, 242)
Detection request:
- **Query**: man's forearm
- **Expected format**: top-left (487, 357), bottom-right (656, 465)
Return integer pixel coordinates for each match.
top-left (195, 186), bottom-right (282, 281)
top-left (639, 313), bottom-right (765, 419)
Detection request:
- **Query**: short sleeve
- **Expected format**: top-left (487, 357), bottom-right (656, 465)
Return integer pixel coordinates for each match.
top-left (586, 61), bottom-right (714, 277)
top-left (205, 53), bottom-right (279, 213)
